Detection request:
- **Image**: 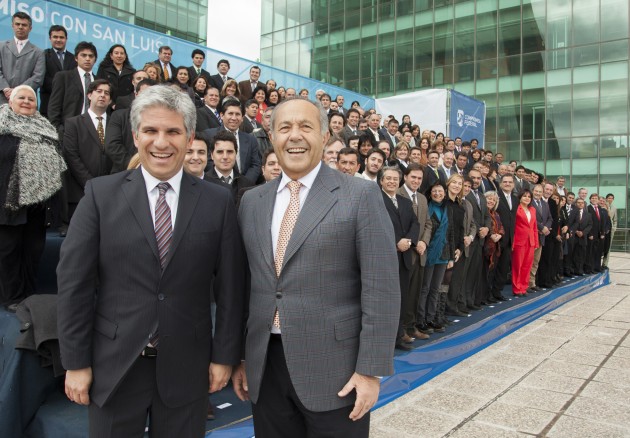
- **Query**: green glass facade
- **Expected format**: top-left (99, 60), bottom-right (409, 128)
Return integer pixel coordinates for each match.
top-left (261, 0), bottom-right (630, 232)
top-left (59, 0), bottom-right (208, 44)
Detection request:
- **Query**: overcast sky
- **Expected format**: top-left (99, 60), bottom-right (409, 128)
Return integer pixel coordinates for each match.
top-left (206, 0), bottom-right (262, 61)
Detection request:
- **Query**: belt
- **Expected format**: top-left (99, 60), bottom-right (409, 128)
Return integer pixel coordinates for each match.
top-left (141, 346), bottom-right (158, 358)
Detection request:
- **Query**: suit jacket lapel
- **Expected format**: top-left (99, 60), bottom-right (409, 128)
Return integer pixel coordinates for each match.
top-left (282, 167), bottom-right (338, 269)
top-left (122, 169), bottom-right (159, 264)
top-left (81, 114), bottom-right (101, 145)
top-left (73, 70), bottom-right (85, 99)
top-left (165, 173), bottom-right (199, 270)
top-left (256, 178), bottom-right (278, 274)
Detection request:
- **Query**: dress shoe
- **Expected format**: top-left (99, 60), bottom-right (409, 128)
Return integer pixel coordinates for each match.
top-left (395, 342), bottom-right (413, 351)
top-left (526, 288), bottom-right (536, 294)
top-left (448, 309), bottom-right (468, 317)
top-left (409, 329), bottom-right (430, 340)
top-left (468, 304), bottom-right (481, 311)
top-left (416, 323), bottom-right (434, 334)
top-left (428, 321), bottom-right (446, 333)
top-left (207, 402), bottom-right (215, 420)
top-left (486, 297), bottom-right (498, 304)
top-left (512, 292), bottom-right (521, 297)
top-left (495, 296), bottom-right (507, 301)
top-left (401, 333), bottom-right (415, 344)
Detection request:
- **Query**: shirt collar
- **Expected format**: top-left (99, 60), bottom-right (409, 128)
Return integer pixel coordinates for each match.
top-left (14, 37), bottom-right (28, 46)
top-left (404, 184), bottom-right (416, 198)
top-left (87, 108), bottom-right (106, 122)
top-left (141, 166), bottom-right (183, 197)
top-left (77, 66), bottom-right (92, 76)
top-left (277, 162), bottom-right (321, 194)
top-left (214, 167), bottom-right (235, 180)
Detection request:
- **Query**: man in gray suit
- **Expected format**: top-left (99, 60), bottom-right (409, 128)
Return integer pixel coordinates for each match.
top-left (0, 12), bottom-right (45, 104)
top-left (529, 184), bottom-right (551, 291)
top-left (234, 98), bottom-right (399, 437)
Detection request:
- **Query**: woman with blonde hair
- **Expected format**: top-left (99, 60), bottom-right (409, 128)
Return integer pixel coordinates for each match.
top-left (391, 141), bottom-right (411, 169)
top-left (143, 62), bottom-right (162, 83)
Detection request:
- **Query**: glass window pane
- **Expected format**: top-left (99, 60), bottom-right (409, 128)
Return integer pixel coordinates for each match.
top-left (600, 136), bottom-right (628, 158)
top-left (601, 0), bottom-right (629, 41)
top-left (573, 0), bottom-right (600, 46)
top-left (547, 0), bottom-right (571, 50)
top-left (546, 138), bottom-right (571, 160)
top-left (545, 158), bottom-right (571, 176)
top-left (573, 45), bottom-right (599, 67)
top-left (571, 137), bottom-right (598, 159)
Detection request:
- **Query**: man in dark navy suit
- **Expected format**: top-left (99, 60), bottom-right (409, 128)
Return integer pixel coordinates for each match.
top-left (40, 25), bottom-right (77, 117)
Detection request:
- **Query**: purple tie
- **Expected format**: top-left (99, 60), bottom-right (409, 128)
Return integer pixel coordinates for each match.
top-left (155, 182), bottom-right (172, 269)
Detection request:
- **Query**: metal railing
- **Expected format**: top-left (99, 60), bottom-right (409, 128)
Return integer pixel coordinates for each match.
top-left (610, 229), bottom-right (630, 252)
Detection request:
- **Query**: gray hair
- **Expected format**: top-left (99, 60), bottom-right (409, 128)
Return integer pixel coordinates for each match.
top-left (130, 85), bottom-right (196, 138)
top-left (270, 98), bottom-right (328, 136)
top-left (379, 165), bottom-right (402, 182)
top-left (9, 85), bottom-right (36, 102)
top-left (484, 190), bottom-right (500, 211)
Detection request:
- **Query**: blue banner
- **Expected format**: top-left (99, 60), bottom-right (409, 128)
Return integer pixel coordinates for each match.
top-left (0, 0), bottom-right (374, 108)
top-left (449, 89), bottom-right (486, 147)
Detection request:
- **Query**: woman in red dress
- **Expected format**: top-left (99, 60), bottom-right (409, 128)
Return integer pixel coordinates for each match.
top-left (512, 189), bottom-right (539, 296)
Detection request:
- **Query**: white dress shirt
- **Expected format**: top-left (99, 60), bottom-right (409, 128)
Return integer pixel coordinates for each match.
top-left (141, 166), bottom-right (182, 228)
top-left (87, 109), bottom-right (107, 133)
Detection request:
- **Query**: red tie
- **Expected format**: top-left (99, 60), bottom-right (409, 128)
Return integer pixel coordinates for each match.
top-left (595, 206), bottom-right (600, 220)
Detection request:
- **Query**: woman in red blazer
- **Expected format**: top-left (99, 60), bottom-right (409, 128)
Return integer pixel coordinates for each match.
top-left (512, 189), bottom-right (539, 296)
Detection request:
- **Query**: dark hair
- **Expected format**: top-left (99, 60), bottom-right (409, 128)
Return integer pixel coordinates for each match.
top-left (404, 163), bottom-right (423, 175)
top-left (221, 99), bottom-right (242, 114)
top-left (426, 181), bottom-right (447, 200)
top-left (191, 48), bottom-right (205, 59)
top-left (250, 65), bottom-right (261, 72)
top-left (351, 100), bottom-right (360, 108)
top-left (606, 193), bottom-right (614, 198)
top-left (252, 85), bottom-right (268, 101)
top-left (518, 189), bottom-right (533, 201)
top-left (338, 147), bottom-right (359, 161)
top-left (99, 44), bottom-right (132, 70)
top-left (192, 75), bottom-right (208, 90)
top-left (366, 147), bottom-right (387, 162)
top-left (471, 138), bottom-right (479, 143)
top-left (210, 130), bottom-right (238, 153)
top-left (262, 148), bottom-right (276, 164)
top-left (159, 45), bottom-right (172, 54)
top-left (48, 25), bottom-right (67, 37)
top-left (12, 12), bottom-right (32, 24)
top-left (346, 108), bottom-right (360, 119)
top-left (329, 111), bottom-right (346, 125)
top-left (464, 176), bottom-right (474, 186)
top-left (267, 89), bottom-right (280, 105)
top-left (358, 133), bottom-right (375, 149)
top-left (244, 98), bottom-right (258, 108)
top-left (347, 134), bottom-right (360, 144)
top-left (135, 78), bottom-right (156, 93)
top-left (461, 141), bottom-right (471, 148)
top-left (388, 118), bottom-right (399, 126)
top-left (87, 79), bottom-right (110, 94)
top-left (320, 93), bottom-right (331, 101)
top-left (515, 165), bottom-right (526, 172)
top-left (74, 41), bottom-right (97, 59)
top-left (194, 131), bottom-right (211, 150)
top-left (217, 59), bottom-right (230, 68)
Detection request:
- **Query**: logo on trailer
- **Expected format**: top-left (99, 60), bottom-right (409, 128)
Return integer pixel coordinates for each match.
top-left (457, 109), bottom-right (464, 127)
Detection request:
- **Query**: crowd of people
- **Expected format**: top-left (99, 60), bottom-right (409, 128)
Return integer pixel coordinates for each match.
top-left (0, 11), bottom-right (620, 437)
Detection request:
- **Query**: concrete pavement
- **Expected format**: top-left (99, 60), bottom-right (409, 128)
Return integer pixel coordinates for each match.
top-left (371, 253), bottom-right (630, 437)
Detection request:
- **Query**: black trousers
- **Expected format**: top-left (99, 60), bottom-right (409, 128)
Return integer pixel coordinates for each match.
top-left (252, 335), bottom-right (370, 438)
top-left (403, 258), bottom-right (424, 333)
top-left (88, 356), bottom-right (207, 438)
top-left (0, 206), bottom-right (46, 306)
top-left (490, 245), bottom-right (511, 298)
top-left (463, 242), bottom-right (483, 307)
top-left (572, 242), bottom-right (586, 275)
top-left (447, 252), bottom-right (468, 311)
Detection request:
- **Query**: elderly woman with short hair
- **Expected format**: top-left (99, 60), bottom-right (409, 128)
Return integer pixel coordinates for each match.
top-left (0, 85), bottom-right (66, 307)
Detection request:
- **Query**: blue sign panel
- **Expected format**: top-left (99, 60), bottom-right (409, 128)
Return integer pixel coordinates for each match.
top-left (0, 0), bottom-right (374, 108)
top-left (449, 89), bottom-right (486, 147)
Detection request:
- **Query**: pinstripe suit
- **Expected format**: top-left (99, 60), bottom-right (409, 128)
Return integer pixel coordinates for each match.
top-left (238, 164), bottom-right (399, 413)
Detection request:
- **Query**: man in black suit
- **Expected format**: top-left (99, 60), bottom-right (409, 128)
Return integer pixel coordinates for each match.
top-left (196, 86), bottom-right (222, 131)
top-left (381, 166), bottom-right (419, 352)
top-left (241, 99), bottom-right (259, 133)
top-left (568, 198), bottom-right (592, 275)
top-left (204, 130), bottom-right (254, 204)
top-left (342, 108), bottom-right (361, 144)
top-left (537, 182), bottom-right (560, 287)
top-left (40, 25), bottom-right (77, 118)
top-left (586, 193), bottom-right (606, 273)
top-left (154, 45), bottom-right (174, 81)
top-left (238, 65), bottom-right (263, 102)
top-left (105, 78), bottom-right (155, 173)
top-left (420, 150), bottom-right (444, 194)
top-left (114, 70), bottom-right (149, 110)
top-left (253, 106), bottom-right (273, 158)
top-left (186, 48), bottom-right (211, 87)
top-left (63, 80), bottom-right (112, 219)
top-left (490, 175), bottom-right (518, 301)
top-left (460, 170), bottom-right (491, 311)
top-left (48, 41), bottom-right (98, 136)
top-left (380, 118), bottom-right (399, 150)
top-left (208, 58), bottom-right (232, 91)
top-left (57, 85), bottom-right (245, 437)
top-left (203, 99), bottom-right (262, 183)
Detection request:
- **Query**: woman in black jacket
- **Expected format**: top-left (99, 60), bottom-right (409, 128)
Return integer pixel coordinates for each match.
top-left (96, 44), bottom-right (135, 105)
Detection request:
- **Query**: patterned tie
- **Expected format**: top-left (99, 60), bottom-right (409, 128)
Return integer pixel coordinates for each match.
top-left (391, 196), bottom-right (398, 209)
top-left (273, 181), bottom-right (302, 328)
top-left (215, 109), bottom-right (222, 125)
top-left (57, 50), bottom-right (64, 64)
top-left (220, 175), bottom-right (231, 184)
top-left (474, 189), bottom-right (480, 206)
top-left (83, 72), bottom-right (91, 113)
top-left (96, 116), bottom-right (105, 147)
top-left (155, 182), bottom-right (172, 269)
top-left (411, 192), bottom-right (418, 216)
top-left (163, 64), bottom-right (169, 81)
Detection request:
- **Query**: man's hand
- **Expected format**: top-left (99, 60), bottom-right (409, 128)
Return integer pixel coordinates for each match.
top-left (65, 367), bottom-right (93, 405)
top-left (232, 362), bottom-right (249, 401)
top-left (3, 88), bottom-right (12, 100)
top-left (542, 226), bottom-right (550, 236)
top-left (491, 233), bottom-right (502, 243)
top-left (478, 227), bottom-right (489, 238)
top-left (338, 372), bottom-right (380, 421)
top-left (463, 235), bottom-right (473, 247)
top-left (397, 239), bottom-right (411, 252)
top-left (561, 225), bottom-right (568, 233)
top-left (588, 235), bottom-right (593, 240)
top-left (416, 241), bottom-right (427, 255)
top-left (209, 363), bottom-right (232, 393)
top-left (454, 248), bottom-right (461, 262)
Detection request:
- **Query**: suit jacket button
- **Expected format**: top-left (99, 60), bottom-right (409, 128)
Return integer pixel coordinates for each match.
top-left (276, 292), bottom-right (282, 299)
top-left (158, 293), bottom-right (165, 301)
